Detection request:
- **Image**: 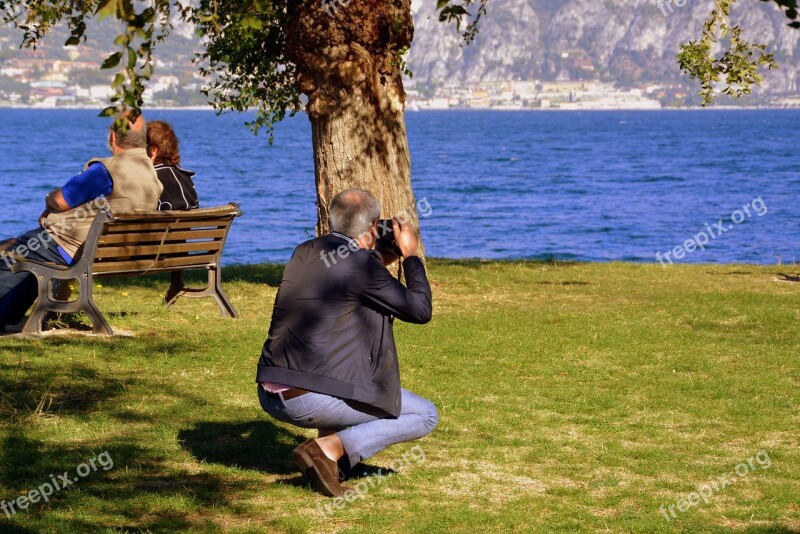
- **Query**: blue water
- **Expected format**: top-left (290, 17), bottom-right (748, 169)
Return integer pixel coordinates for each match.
top-left (0, 108), bottom-right (797, 265)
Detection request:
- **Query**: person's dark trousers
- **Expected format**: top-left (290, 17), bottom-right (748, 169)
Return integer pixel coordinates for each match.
top-left (0, 228), bottom-right (69, 327)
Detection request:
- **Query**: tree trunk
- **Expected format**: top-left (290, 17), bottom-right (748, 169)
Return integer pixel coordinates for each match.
top-left (285, 0), bottom-right (425, 259)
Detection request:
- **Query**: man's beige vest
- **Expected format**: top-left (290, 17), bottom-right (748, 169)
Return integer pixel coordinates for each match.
top-left (40, 147), bottom-right (163, 259)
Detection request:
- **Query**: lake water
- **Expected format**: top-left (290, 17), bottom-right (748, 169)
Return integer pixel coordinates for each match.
top-left (0, 108), bottom-right (797, 265)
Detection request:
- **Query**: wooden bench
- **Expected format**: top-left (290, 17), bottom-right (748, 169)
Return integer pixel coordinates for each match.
top-left (11, 203), bottom-right (242, 335)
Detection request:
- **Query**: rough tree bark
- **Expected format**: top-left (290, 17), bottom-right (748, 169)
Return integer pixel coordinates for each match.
top-left (285, 0), bottom-right (425, 258)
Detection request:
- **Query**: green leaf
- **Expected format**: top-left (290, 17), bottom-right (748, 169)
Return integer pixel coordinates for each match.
top-left (123, 92), bottom-right (137, 107)
top-left (241, 16), bottom-right (263, 30)
top-left (101, 52), bottom-right (122, 69)
top-left (97, 0), bottom-right (120, 20)
top-left (436, 0), bottom-right (449, 9)
top-left (99, 106), bottom-right (117, 117)
top-left (442, 5), bottom-right (469, 16)
top-left (112, 73), bottom-right (125, 88)
top-left (64, 35), bottom-right (80, 46)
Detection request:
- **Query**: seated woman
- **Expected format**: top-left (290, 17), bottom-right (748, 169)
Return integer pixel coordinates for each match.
top-left (146, 120), bottom-right (199, 211)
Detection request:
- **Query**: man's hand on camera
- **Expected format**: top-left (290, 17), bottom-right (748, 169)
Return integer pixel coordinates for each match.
top-left (379, 245), bottom-right (399, 266)
top-left (392, 218), bottom-right (420, 258)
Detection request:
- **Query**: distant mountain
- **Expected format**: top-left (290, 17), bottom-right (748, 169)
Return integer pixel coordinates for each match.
top-left (1, 1), bottom-right (798, 98)
top-left (407, 0), bottom-right (800, 95)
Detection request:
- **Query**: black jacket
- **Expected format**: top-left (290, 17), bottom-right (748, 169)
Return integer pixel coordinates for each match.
top-left (256, 233), bottom-right (432, 417)
top-left (155, 164), bottom-right (199, 211)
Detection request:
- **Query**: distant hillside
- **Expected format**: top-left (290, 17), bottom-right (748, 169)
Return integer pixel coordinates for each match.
top-left (407, 0), bottom-right (800, 95)
top-left (0, 17), bottom-right (200, 73)
top-left (1, 1), bottom-right (799, 98)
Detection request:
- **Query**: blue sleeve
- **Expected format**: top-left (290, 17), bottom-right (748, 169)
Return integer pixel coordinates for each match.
top-left (60, 163), bottom-right (113, 208)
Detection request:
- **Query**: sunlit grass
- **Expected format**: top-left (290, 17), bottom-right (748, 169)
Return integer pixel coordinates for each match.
top-left (0, 260), bottom-right (798, 533)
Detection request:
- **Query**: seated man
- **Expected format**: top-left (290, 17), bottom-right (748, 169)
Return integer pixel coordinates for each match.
top-left (256, 188), bottom-right (438, 497)
top-left (0, 113), bottom-right (163, 330)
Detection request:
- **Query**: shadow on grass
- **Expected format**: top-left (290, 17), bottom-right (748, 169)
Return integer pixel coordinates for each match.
top-left (0, 430), bottom-right (262, 532)
top-left (177, 421), bottom-right (398, 487)
top-left (740, 526), bottom-right (800, 533)
top-left (345, 462), bottom-right (397, 480)
top-left (536, 280), bottom-right (590, 286)
top-left (0, 350), bottom-right (282, 531)
top-left (94, 264), bottom-right (285, 291)
top-left (178, 420), bottom-right (304, 475)
top-left (0, 361), bottom-right (129, 421)
top-left (0, 523), bottom-right (37, 534)
top-left (223, 264), bottom-right (285, 287)
top-left (0, 333), bottom-right (205, 422)
top-left (0, 328), bottom-right (327, 530)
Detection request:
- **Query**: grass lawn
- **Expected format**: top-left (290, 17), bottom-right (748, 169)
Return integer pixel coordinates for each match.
top-left (0, 260), bottom-right (798, 533)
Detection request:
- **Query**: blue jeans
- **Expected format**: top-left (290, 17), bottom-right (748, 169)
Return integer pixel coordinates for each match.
top-left (0, 228), bottom-right (68, 326)
top-left (258, 387), bottom-right (438, 467)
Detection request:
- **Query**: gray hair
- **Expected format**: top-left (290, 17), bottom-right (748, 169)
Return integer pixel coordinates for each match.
top-left (111, 114), bottom-right (148, 149)
top-left (328, 188), bottom-right (380, 239)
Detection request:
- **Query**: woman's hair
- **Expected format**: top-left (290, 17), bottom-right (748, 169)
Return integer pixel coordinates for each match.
top-left (146, 120), bottom-right (180, 165)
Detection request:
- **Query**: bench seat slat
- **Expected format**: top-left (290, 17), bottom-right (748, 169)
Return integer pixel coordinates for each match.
top-left (92, 254), bottom-right (219, 273)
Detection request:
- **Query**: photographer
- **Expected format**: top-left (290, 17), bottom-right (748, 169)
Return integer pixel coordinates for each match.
top-left (256, 188), bottom-right (437, 497)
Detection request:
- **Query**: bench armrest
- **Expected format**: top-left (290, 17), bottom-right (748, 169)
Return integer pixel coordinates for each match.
top-left (11, 259), bottom-right (72, 275)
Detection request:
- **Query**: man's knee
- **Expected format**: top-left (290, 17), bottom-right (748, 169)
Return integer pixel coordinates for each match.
top-left (421, 400), bottom-right (439, 435)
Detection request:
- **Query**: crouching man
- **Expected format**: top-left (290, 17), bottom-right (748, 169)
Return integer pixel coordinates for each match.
top-left (256, 188), bottom-right (438, 497)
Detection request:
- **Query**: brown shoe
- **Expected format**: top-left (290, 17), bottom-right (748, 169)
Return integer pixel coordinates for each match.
top-left (293, 439), bottom-right (352, 497)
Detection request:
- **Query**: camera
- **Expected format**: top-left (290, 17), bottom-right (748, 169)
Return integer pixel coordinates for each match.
top-left (376, 218), bottom-right (402, 257)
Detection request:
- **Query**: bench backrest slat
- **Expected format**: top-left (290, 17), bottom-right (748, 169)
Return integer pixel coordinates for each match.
top-left (101, 218), bottom-right (232, 233)
top-left (79, 204), bottom-right (242, 275)
top-left (98, 228), bottom-right (227, 244)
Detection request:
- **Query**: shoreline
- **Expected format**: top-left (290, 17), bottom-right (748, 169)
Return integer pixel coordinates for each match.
top-left (1, 103), bottom-right (799, 112)
top-left (220, 258), bottom-right (799, 267)
top-left (0, 104), bottom-right (216, 111)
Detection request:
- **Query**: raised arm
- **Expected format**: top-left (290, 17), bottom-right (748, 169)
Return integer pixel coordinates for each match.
top-left (360, 219), bottom-right (432, 324)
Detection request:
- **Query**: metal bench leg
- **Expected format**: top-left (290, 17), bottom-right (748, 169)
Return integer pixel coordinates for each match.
top-left (208, 266), bottom-right (238, 318)
top-left (163, 267), bottom-right (238, 319)
top-left (21, 306), bottom-right (48, 335)
top-left (21, 273), bottom-right (56, 334)
top-left (12, 210), bottom-right (115, 335)
top-left (208, 267), bottom-right (239, 319)
top-left (84, 299), bottom-right (113, 335)
top-left (78, 273), bottom-right (113, 335)
top-left (20, 275), bottom-right (112, 335)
